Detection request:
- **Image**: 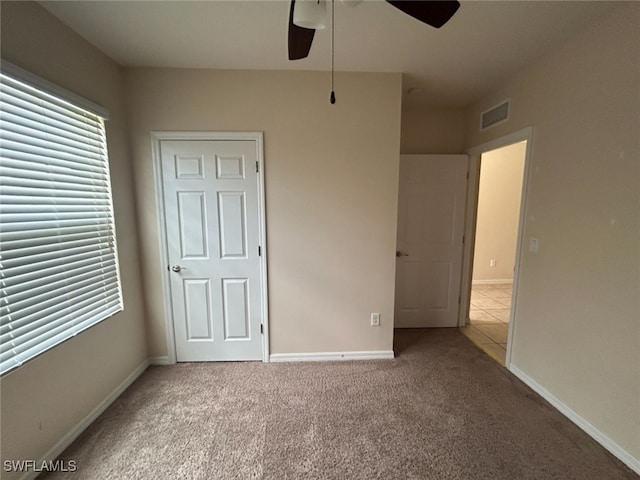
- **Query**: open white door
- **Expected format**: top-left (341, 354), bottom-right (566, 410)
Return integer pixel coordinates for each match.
top-left (160, 138), bottom-right (265, 361)
top-left (394, 154), bottom-right (468, 328)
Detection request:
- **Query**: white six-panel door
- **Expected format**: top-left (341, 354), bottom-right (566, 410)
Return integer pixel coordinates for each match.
top-left (394, 154), bottom-right (468, 328)
top-left (160, 139), bottom-right (263, 361)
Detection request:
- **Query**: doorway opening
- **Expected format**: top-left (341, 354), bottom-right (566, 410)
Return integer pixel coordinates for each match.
top-left (461, 141), bottom-right (526, 365)
top-left (459, 128), bottom-right (532, 368)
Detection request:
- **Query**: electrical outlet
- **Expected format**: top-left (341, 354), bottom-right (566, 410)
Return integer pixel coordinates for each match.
top-left (370, 313), bottom-right (380, 326)
top-left (489, 259), bottom-right (496, 267)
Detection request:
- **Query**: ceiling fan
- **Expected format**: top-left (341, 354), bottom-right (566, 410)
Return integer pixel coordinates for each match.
top-left (288, 0), bottom-right (461, 61)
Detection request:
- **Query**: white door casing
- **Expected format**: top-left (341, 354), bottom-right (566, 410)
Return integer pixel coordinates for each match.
top-left (464, 127), bottom-right (534, 367)
top-left (394, 154), bottom-right (468, 328)
top-left (157, 134), bottom-right (267, 362)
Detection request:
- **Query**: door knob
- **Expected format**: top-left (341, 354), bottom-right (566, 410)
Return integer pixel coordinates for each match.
top-left (171, 265), bottom-right (186, 272)
top-left (396, 251), bottom-right (409, 257)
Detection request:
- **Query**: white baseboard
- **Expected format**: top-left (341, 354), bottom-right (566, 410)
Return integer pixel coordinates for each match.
top-left (20, 359), bottom-right (149, 480)
top-left (509, 364), bottom-right (640, 475)
top-left (472, 279), bottom-right (513, 285)
top-left (269, 350), bottom-right (394, 363)
top-left (148, 356), bottom-right (173, 366)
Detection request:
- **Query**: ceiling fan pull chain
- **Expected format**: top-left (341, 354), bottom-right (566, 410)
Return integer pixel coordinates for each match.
top-left (330, 0), bottom-right (336, 104)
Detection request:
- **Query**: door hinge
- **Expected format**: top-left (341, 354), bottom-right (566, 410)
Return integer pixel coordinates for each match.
top-left (256, 161), bottom-right (259, 173)
top-left (466, 171), bottom-right (469, 180)
top-left (258, 245), bottom-right (261, 256)
top-left (462, 235), bottom-right (465, 244)
top-left (458, 296), bottom-right (461, 304)
top-left (260, 324), bottom-right (264, 334)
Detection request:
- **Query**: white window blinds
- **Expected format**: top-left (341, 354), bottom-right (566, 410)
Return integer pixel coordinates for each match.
top-left (0, 63), bottom-right (123, 376)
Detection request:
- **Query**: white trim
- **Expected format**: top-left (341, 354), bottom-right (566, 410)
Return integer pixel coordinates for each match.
top-left (255, 133), bottom-right (271, 363)
top-left (151, 135), bottom-right (178, 364)
top-left (17, 360), bottom-right (149, 480)
top-left (151, 131), bottom-right (263, 141)
top-left (472, 279), bottom-right (513, 285)
top-left (466, 127), bottom-right (533, 157)
top-left (269, 351), bottom-right (395, 363)
top-left (1, 60), bottom-right (109, 120)
top-left (457, 154), bottom-right (477, 328)
top-left (148, 356), bottom-right (173, 366)
top-left (510, 364), bottom-right (640, 475)
top-left (150, 131), bottom-right (269, 363)
top-left (462, 126), bottom-right (534, 370)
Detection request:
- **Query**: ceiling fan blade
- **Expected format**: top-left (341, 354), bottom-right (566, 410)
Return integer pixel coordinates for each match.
top-left (386, 0), bottom-right (460, 28)
top-left (288, 0), bottom-right (316, 60)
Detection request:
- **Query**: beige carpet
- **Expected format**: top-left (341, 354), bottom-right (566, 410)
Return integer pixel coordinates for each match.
top-left (42, 329), bottom-right (636, 479)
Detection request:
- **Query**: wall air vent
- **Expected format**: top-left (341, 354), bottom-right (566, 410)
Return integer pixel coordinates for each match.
top-left (480, 99), bottom-right (510, 130)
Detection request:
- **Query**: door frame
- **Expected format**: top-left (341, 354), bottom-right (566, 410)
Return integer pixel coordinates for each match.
top-left (151, 131), bottom-right (270, 363)
top-left (460, 127), bottom-right (534, 368)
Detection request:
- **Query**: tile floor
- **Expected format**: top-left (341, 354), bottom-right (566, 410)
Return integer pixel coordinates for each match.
top-left (460, 283), bottom-right (512, 366)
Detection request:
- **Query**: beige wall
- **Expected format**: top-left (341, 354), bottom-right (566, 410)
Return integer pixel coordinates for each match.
top-left (465, 3), bottom-right (640, 461)
top-left (125, 68), bottom-right (402, 357)
top-left (0, 2), bottom-right (148, 476)
top-left (472, 141), bottom-right (526, 282)
top-left (400, 107), bottom-right (466, 154)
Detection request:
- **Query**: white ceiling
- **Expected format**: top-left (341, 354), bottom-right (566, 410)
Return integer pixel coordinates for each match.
top-left (39, 0), bottom-right (621, 108)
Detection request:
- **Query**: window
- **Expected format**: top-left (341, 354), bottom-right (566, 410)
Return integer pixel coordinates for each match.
top-left (0, 62), bottom-right (123, 375)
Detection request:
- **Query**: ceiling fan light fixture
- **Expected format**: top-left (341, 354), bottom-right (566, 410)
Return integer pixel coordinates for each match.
top-left (293, 0), bottom-right (328, 30)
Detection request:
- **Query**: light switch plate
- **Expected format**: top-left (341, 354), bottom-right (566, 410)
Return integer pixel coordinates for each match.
top-left (529, 237), bottom-right (539, 253)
